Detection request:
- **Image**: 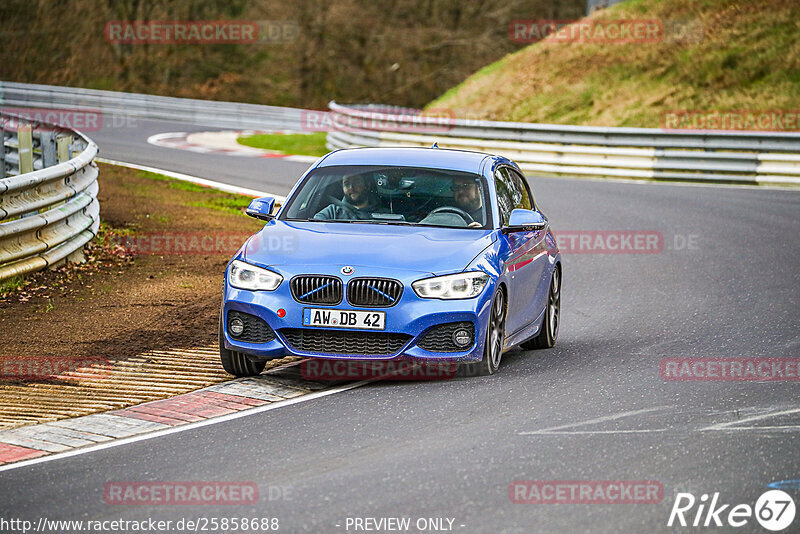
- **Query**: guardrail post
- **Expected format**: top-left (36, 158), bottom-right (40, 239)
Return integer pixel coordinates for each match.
top-left (1, 126), bottom-right (6, 178)
top-left (59, 132), bottom-right (86, 267)
top-left (64, 246), bottom-right (87, 268)
top-left (57, 134), bottom-right (72, 163)
top-left (17, 123), bottom-right (33, 174)
top-left (40, 131), bottom-right (57, 167)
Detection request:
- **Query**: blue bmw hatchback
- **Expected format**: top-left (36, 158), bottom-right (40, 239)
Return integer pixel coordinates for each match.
top-left (220, 147), bottom-right (561, 376)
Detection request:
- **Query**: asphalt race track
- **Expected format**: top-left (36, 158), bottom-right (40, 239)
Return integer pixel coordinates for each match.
top-left (94, 118), bottom-right (313, 194)
top-left (1, 118), bottom-right (799, 533)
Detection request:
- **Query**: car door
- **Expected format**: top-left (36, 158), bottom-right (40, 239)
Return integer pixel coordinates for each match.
top-left (497, 167), bottom-right (549, 335)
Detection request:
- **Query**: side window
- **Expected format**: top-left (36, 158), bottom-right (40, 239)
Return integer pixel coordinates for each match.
top-left (498, 167), bottom-right (524, 211)
top-left (494, 168), bottom-right (515, 226)
top-left (508, 169), bottom-right (534, 210)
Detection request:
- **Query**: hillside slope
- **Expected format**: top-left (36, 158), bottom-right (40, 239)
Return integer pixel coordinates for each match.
top-left (428, 0), bottom-right (800, 128)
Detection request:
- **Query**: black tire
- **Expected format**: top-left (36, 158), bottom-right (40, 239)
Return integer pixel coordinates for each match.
top-left (219, 317), bottom-right (266, 377)
top-left (521, 266), bottom-right (560, 350)
top-left (460, 289), bottom-right (506, 377)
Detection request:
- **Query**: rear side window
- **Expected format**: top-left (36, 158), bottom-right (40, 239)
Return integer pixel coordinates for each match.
top-left (494, 168), bottom-right (515, 226)
top-left (496, 166), bottom-right (533, 225)
top-left (507, 168), bottom-right (534, 210)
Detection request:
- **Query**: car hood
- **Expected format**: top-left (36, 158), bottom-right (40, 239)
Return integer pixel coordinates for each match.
top-left (243, 220), bottom-right (496, 275)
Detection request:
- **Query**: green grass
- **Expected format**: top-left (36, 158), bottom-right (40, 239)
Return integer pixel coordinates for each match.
top-left (188, 195), bottom-right (251, 216)
top-left (237, 132), bottom-right (328, 157)
top-left (428, 0), bottom-right (800, 127)
top-left (137, 171), bottom-right (211, 193)
top-left (94, 221), bottom-right (138, 250)
top-left (426, 56), bottom-right (511, 111)
top-left (0, 275), bottom-right (25, 296)
top-left (135, 170), bottom-right (253, 216)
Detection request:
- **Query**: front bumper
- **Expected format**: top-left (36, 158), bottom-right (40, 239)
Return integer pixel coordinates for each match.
top-left (221, 268), bottom-right (494, 363)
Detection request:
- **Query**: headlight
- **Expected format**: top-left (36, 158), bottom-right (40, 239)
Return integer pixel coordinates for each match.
top-left (412, 271), bottom-right (489, 299)
top-left (228, 260), bottom-right (283, 291)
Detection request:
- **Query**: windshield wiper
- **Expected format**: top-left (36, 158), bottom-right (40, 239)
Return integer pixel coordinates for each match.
top-left (287, 218), bottom-right (408, 224)
top-left (285, 218), bottom-right (354, 223)
top-left (349, 220), bottom-right (416, 225)
top-left (286, 218), bottom-right (472, 228)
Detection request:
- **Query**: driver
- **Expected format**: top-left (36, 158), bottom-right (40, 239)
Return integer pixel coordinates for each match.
top-left (451, 177), bottom-right (485, 228)
top-left (314, 174), bottom-right (385, 220)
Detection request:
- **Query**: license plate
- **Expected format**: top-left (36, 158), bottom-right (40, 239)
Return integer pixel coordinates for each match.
top-left (302, 308), bottom-right (385, 330)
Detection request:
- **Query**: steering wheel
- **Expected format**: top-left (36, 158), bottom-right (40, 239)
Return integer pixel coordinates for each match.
top-left (325, 195), bottom-right (359, 219)
top-left (428, 206), bottom-right (474, 225)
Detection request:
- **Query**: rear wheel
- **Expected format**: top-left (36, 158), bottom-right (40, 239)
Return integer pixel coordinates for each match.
top-left (219, 317), bottom-right (266, 377)
top-left (461, 290), bottom-right (506, 376)
top-left (521, 267), bottom-right (560, 350)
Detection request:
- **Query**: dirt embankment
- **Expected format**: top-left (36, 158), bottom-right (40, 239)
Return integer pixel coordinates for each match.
top-left (0, 163), bottom-right (293, 429)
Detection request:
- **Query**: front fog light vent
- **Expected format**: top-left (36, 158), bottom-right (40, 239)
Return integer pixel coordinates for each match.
top-left (227, 311), bottom-right (276, 343)
top-left (417, 321), bottom-right (475, 353)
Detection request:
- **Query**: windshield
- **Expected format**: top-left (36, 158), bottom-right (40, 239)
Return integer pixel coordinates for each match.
top-left (281, 165), bottom-right (492, 229)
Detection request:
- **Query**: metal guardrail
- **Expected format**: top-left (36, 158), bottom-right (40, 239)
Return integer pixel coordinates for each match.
top-left (0, 81), bottom-right (307, 131)
top-left (326, 102), bottom-right (800, 185)
top-left (0, 113), bottom-right (99, 281)
top-left (6, 83), bottom-right (799, 185)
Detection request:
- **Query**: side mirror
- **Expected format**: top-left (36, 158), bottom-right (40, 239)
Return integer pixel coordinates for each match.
top-left (502, 208), bottom-right (547, 234)
top-left (246, 197), bottom-right (276, 221)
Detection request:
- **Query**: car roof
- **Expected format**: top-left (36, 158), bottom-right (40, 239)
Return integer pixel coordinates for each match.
top-left (317, 147), bottom-right (495, 174)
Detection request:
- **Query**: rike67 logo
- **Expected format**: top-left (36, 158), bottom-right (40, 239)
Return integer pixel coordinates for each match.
top-left (668, 490), bottom-right (795, 531)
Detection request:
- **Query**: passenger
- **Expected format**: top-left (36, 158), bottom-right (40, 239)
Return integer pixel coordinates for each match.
top-left (314, 174), bottom-right (385, 220)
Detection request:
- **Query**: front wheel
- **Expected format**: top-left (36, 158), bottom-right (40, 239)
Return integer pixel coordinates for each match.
top-left (461, 290), bottom-right (506, 377)
top-left (219, 317), bottom-right (266, 377)
top-left (521, 267), bottom-right (560, 350)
